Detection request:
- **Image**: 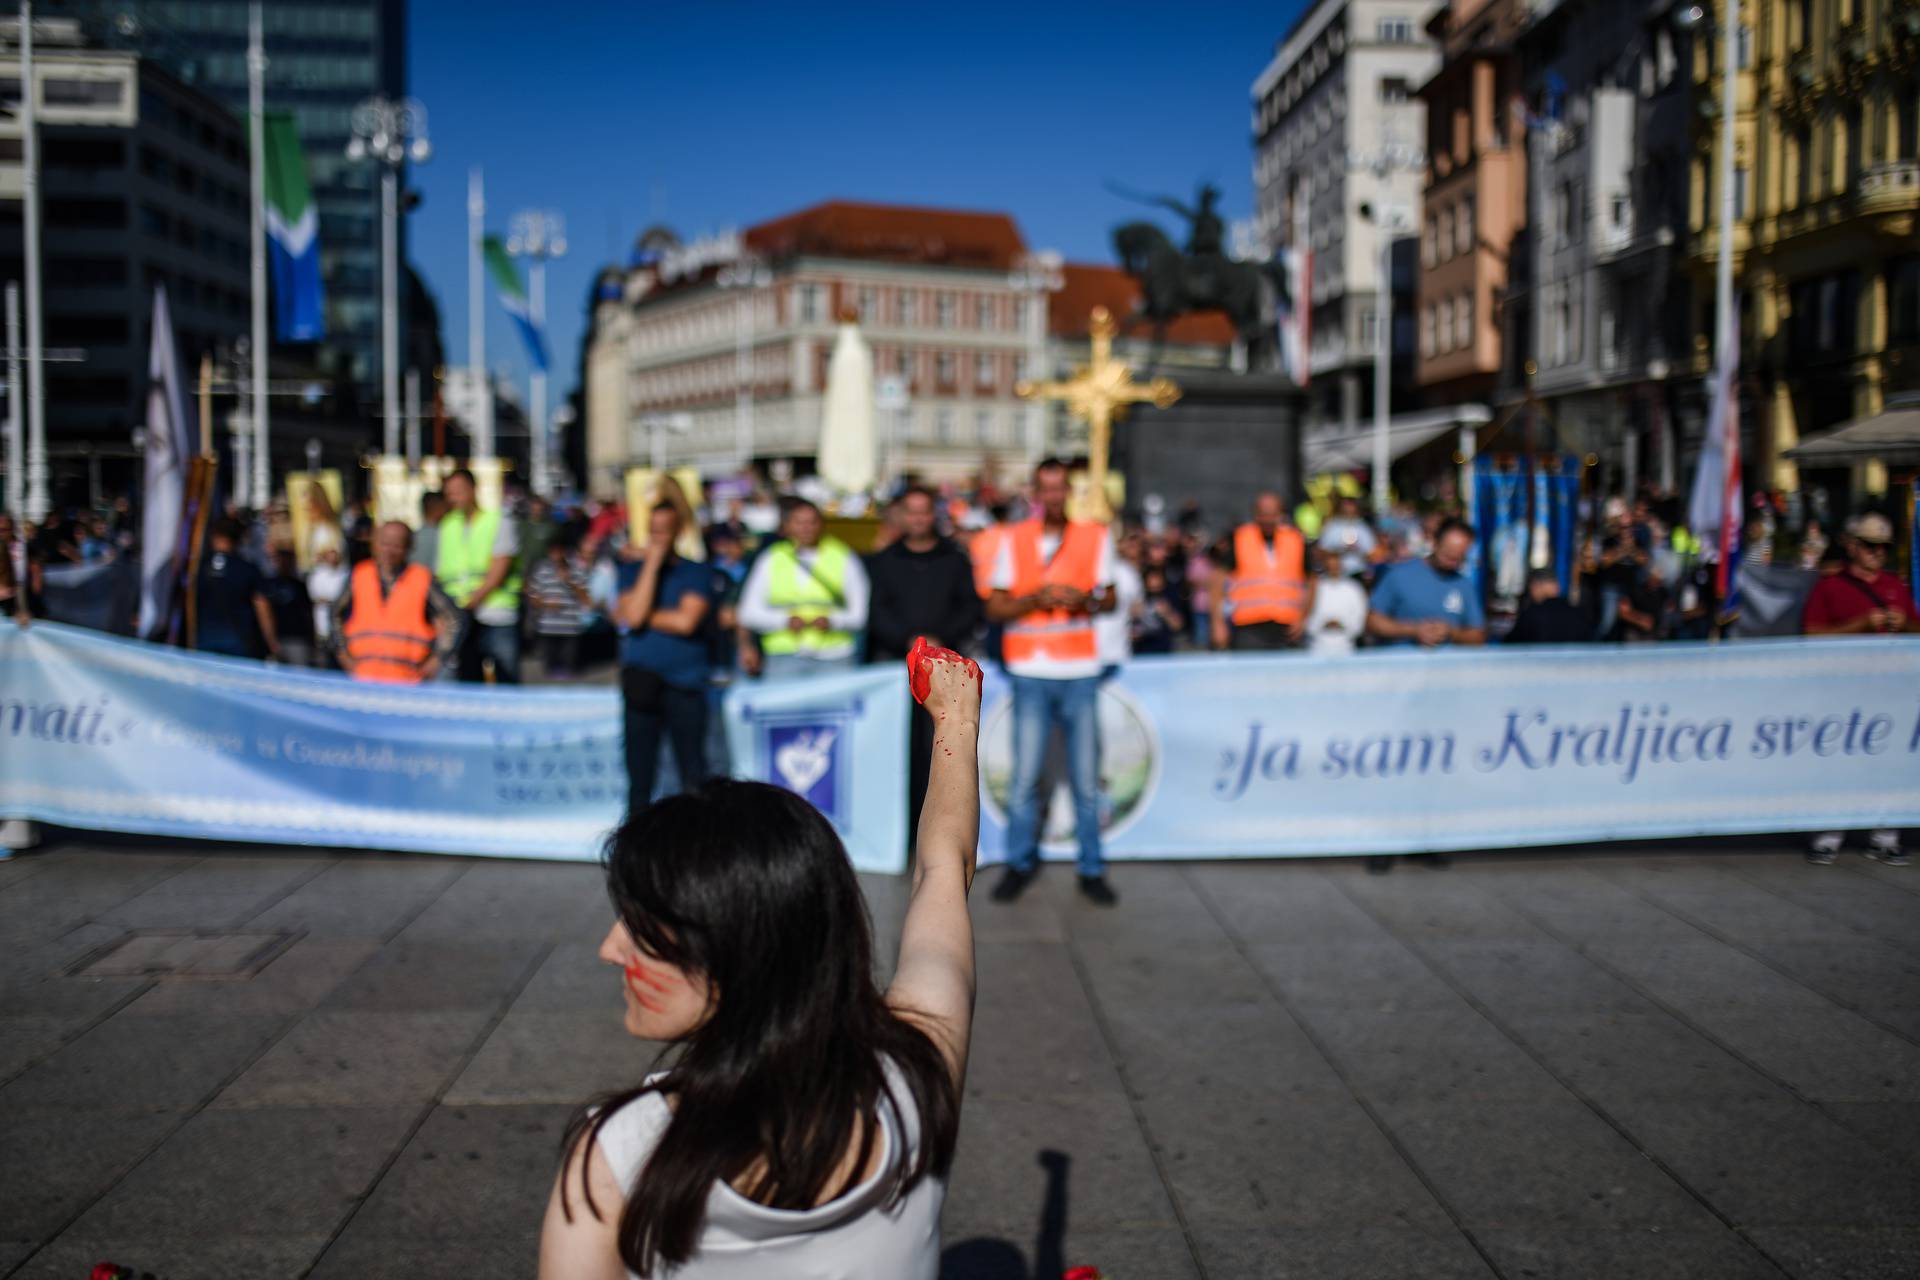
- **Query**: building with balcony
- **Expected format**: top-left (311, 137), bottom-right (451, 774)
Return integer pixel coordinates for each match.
top-left (1414, 0), bottom-right (1530, 408)
top-left (1503, 0), bottom-right (1696, 497)
top-left (582, 201), bottom-right (1062, 493)
top-left (1704, 0), bottom-right (1920, 499)
top-left (1251, 0), bottom-right (1441, 436)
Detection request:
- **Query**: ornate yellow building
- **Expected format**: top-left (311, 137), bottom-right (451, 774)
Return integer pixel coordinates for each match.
top-left (1692, 0), bottom-right (1918, 495)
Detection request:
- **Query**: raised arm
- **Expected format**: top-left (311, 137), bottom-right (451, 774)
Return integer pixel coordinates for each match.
top-left (886, 647), bottom-right (982, 1087)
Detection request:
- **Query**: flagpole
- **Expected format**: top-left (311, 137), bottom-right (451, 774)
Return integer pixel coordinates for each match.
top-left (468, 167), bottom-right (491, 460)
top-left (20, 1), bottom-right (48, 524)
top-left (4, 283), bottom-right (19, 517)
top-left (247, 2), bottom-right (270, 510)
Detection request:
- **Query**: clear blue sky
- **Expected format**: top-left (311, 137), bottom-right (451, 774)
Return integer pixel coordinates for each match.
top-left (408, 0), bottom-right (1306, 404)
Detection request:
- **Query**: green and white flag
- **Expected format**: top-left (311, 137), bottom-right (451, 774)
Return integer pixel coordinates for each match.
top-left (261, 111), bottom-right (324, 341)
top-left (484, 235), bottom-right (547, 372)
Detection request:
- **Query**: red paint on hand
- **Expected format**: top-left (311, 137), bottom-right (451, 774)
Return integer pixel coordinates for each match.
top-left (1064, 1268), bottom-right (1105, 1280)
top-left (908, 635), bottom-right (982, 705)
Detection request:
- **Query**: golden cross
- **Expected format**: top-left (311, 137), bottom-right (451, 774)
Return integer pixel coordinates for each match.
top-left (1017, 305), bottom-right (1181, 523)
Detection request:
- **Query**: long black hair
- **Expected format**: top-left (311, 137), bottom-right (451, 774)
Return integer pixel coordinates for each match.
top-left (560, 779), bottom-right (960, 1274)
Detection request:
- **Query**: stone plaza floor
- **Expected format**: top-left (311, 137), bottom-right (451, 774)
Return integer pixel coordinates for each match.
top-left (1, 834), bottom-right (1916, 1279)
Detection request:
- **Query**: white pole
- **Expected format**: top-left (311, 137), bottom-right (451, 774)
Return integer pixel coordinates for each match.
top-left (530, 257), bottom-right (547, 496)
top-left (733, 289), bottom-right (751, 470)
top-left (1371, 221), bottom-right (1392, 519)
top-left (231, 410), bottom-right (250, 508)
top-left (4, 284), bottom-right (19, 517)
top-left (1024, 278), bottom-right (1045, 467)
top-left (247, 2), bottom-right (269, 509)
top-left (1714, 1), bottom-right (1738, 394)
top-left (21, 1), bottom-right (48, 524)
top-left (468, 167), bottom-right (491, 460)
top-left (380, 164), bottom-right (400, 458)
top-left (404, 366), bottom-right (421, 466)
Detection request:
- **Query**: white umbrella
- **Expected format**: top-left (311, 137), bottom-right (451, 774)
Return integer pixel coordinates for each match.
top-left (817, 316), bottom-right (877, 495)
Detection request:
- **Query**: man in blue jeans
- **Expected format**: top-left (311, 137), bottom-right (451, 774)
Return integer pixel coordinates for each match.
top-left (985, 459), bottom-right (1119, 905)
top-left (615, 502), bottom-right (717, 812)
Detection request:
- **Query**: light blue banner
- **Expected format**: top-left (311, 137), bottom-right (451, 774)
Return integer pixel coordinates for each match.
top-left (0, 623), bottom-right (909, 874)
top-left (722, 666), bottom-right (909, 874)
top-left (975, 640), bottom-right (1920, 861)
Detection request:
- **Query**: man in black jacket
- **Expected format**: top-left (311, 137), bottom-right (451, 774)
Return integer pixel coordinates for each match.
top-left (866, 486), bottom-right (983, 843)
top-left (1506, 567), bottom-right (1592, 645)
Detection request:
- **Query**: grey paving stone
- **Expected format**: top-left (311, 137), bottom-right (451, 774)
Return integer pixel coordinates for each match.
top-left (1290, 1006), bottom-right (1569, 1103)
top-left (1588, 939), bottom-right (1855, 1017)
top-left (1819, 1101), bottom-right (1920, 1169)
top-left (0, 1014), bottom-right (97, 1083)
top-left (2, 1013), bottom-right (285, 1109)
top-left (444, 1010), bottom-right (662, 1105)
top-left (1601, 861), bottom-right (1863, 945)
top-left (938, 1222), bottom-right (1201, 1280)
top-left (1421, 940), bottom-right (1648, 1016)
top-left (10, 1233), bottom-right (333, 1280)
top-left (1732, 938), bottom-right (1920, 1036)
top-left (1069, 931), bottom-right (1274, 1011)
top-left (319, 937), bottom-right (547, 1013)
top-left (59, 1105), bottom-right (417, 1238)
top-left (1474, 1227), bottom-right (1780, 1279)
top-left (1340, 869), bottom-right (1553, 945)
top-left (1243, 939), bottom-right (1463, 1013)
top-left (126, 936), bottom-right (380, 1018)
top-left (0, 1241), bottom-right (34, 1273)
top-left (393, 861), bottom-right (609, 943)
top-left (0, 854), bottom-right (198, 946)
top-left (1144, 1088), bottom-right (1457, 1234)
top-left (504, 939), bottom-right (626, 1014)
top-left (1370, 1097), bottom-right (1716, 1231)
top-left (1727, 862), bottom-right (1920, 952)
top-left (307, 1234), bottom-right (538, 1280)
top-left (0, 1105), bottom-right (184, 1239)
top-left (1682, 1007), bottom-right (1920, 1103)
top-left (1191, 1225), bottom-right (1495, 1279)
top-left (1190, 863), bottom-right (1386, 947)
top-left (944, 1091), bottom-right (1180, 1234)
top-left (215, 1009), bottom-right (494, 1108)
top-left (1744, 1226), bottom-right (1920, 1280)
top-left (90, 855), bottom-right (331, 930)
top-left (1499, 1011), bottom-right (1780, 1105)
top-left (1607, 1096), bottom-right (1920, 1229)
top-left (1487, 874), bottom-right (1711, 950)
top-left (0, 921), bottom-right (128, 997)
top-left (1097, 996), bottom-right (1345, 1100)
top-left (243, 855), bottom-right (469, 939)
top-left (324, 1102), bottom-right (574, 1243)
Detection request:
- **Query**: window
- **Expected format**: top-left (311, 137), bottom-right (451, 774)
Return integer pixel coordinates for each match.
top-left (1553, 183), bottom-right (1572, 246)
top-left (1438, 297), bottom-right (1454, 352)
top-left (44, 78), bottom-right (125, 107)
top-left (138, 203), bottom-right (170, 236)
top-left (1736, 25), bottom-right (1752, 70)
top-left (54, 256), bottom-right (128, 287)
top-left (1599, 302), bottom-right (1619, 372)
top-left (936, 408), bottom-right (955, 443)
top-left (898, 290), bottom-right (918, 325)
top-left (857, 287), bottom-right (877, 322)
top-left (1889, 258), bottom-right (1920, 345)
top-left (1010, 297), bottom-right (1026, 331)
top-left (936, 351), bottom-right (955, 384)
top-left (975, 295), bottom-right (994, 329)
top-left (1422, 216), bottom-right (1437, 267)
top-left (975, 352), bottom-right (995, 386)
top-left (796, 283), bottom-right (821, 323)
top-left (1902, 83), bottom-right (1919, 162)
top-left (1420, 305), bottom-right (1435, 357)
top-left (1455, 292), bottom-right (1472, 350)
top-left (975, 409), bottom-right (994, 443)
top-left (1377, 17), bottom-right (1414, 42)
top-left (1846, 106), bottom-right (1863, 186)
top-left (1437, 207), bottom-right (1453, 261)
top-left (896, 349), bottom-right (914, 379)
top-left (1734, 164), bottom-right (1750, 219)
top-left (1795, 125), bottom-right (1814, 205)
top-left (1360, 310), bottom-right (1378, 350)
top-left (1456, 197), bottom-right (1474, 254)
top-left (1380, 77), bottom-right (1409, 104)
top-left (936, 292), bottom-right (955, 326)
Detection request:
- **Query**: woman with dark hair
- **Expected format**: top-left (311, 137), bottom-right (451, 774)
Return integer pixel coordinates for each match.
top-left (539, 648), bottom-right (982, 1278)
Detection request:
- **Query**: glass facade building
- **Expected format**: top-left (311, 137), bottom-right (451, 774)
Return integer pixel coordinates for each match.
top-left (63, 0), bottom-right (407, 397)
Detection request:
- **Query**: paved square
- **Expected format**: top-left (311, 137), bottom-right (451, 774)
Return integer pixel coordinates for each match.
top-left (2, 839), bottom-right (1916, 1278)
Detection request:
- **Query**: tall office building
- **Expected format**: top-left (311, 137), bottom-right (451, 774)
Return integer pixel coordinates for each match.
top-left (64, 0), bottom-right (408, 403)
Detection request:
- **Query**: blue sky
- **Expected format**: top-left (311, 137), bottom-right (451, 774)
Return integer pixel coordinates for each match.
top-left (408, 0), bottom-right (1306, 403)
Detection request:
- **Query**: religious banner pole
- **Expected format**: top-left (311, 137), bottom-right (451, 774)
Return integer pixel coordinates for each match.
top-left (1017, 306), bottom-right (1179, 522)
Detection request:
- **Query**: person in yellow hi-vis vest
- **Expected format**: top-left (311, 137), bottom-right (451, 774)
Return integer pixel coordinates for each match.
top-left (435, 468), bottom-right (524, 683)
top-left (736, 498), bottom-right (869, 681)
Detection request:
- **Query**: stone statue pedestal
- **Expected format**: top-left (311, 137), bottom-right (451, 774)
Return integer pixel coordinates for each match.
top-left (1112, 370), bottom-right (1304, 531)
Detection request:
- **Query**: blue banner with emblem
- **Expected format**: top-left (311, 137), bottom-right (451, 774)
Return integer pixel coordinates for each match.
top-left (720, 665), bottom-right (909, 874)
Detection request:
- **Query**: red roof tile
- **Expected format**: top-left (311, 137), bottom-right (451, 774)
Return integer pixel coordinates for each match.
top-left (744, 200), bottom-right (1027, 271)
top-left (1049, 263), bottom-right (1238, 347)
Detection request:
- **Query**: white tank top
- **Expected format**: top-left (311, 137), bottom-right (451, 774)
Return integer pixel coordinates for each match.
top-left (594, 1059), bottom-right (945, 1279)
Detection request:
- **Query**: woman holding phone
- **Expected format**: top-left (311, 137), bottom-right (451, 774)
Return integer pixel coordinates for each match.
top-left (539, 645), bottom-right (982, 1279)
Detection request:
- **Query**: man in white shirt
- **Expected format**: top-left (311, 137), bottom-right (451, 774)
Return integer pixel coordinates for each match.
top-left (736, 499), bottom-right (870, 679)
top-left (1318, 495), bottom-right (1379, 580)
top-left (1305, 545), bottom-right (1370, 656)
top-left (985, 460), bottom-right (1119, 906)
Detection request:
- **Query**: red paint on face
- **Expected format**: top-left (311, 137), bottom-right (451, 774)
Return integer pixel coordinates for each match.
top-left (908, 635), bottom-right (982, 704)
top-left (623, 956), bottom-right (672, 1014)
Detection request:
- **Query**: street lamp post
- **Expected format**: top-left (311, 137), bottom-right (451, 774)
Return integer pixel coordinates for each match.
top-left (1677, 2), bottom-right (1739, 441)
top-left (346, 97), bottom-right (430, 462)
top-left (716, 257), bottom-right (771, 473)
top-left (507, 210), bottom-right (566, 497)
top-left (20, 1), bottom-right (48, 523)
top-left (1008, 251), bottom-right (1064, 469)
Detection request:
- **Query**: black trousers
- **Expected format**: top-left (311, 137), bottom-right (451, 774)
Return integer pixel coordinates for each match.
top-left (622, 668), bottom-right (710, 814)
